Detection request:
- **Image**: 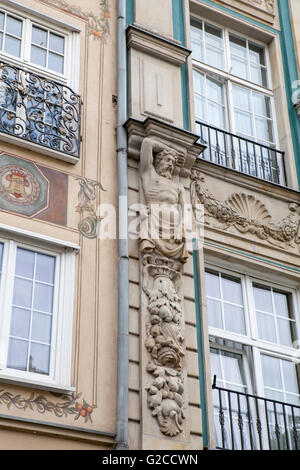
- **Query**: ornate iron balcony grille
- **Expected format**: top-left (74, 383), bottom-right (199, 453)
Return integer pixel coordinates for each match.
top-left (196, 121), bottom-right (287, 186)
top-left (212, 376), bottom-right (300, 450)
top-left (0, 60), bottom-right (81, 159)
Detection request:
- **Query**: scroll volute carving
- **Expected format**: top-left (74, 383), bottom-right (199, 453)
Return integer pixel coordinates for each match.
top-left (139, 137), bottom-right (188, 437)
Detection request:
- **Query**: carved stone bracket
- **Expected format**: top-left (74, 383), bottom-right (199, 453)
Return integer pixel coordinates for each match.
top-left (191, 172), bottom-right (300, 250)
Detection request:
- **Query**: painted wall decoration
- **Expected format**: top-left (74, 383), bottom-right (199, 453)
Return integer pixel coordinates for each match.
top-left (0, 389), bottom-right (95, 423)
top-left (0, 154), bottom-right (68, 225)
top-left (76, 176), bottom-right (106, 239)
top-left (39, 0), bottom-right (110, 40)
top-left (0, 154), bottom-right (49, 218)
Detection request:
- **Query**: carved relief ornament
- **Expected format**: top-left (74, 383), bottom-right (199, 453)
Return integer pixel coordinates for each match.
top-left (190, 172), bottom-right (300, 250)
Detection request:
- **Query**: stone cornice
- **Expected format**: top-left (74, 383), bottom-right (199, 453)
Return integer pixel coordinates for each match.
top-left (127, 25), bottom-right (191, 66)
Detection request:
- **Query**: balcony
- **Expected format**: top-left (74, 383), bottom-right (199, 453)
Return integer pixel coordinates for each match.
top-left (212, 376), bottom-right (300, 450)
top-left (196, 121), bottom-right (287, 186)
top-left (0, 60), bottom-right (81, 163)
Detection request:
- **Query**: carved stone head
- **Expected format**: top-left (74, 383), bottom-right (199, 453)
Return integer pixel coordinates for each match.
top-left (154, 148), bottom-right (177, 180)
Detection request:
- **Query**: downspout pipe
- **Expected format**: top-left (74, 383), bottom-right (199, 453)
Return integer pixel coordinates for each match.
top-left (116, 0), bottom-right (129, 450)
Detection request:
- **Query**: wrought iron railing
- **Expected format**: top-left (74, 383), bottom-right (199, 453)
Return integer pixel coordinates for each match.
top-left (196, 121), bottom-right (287, 186)
top-left (212, 376), bottom-right (300, 450)
top-left (0, 60), bottom-right (81, 159)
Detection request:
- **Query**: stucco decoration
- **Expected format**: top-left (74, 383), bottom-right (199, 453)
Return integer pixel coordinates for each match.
top-left (0, 154), bottom-right (49, 217)
top-left (140, 138), bottom-right (187, 437)
top-left (0, 389), bottom-right (95, 423)
top-left (190, 172), bottom-right (300, 250)
top-left (76, 176), bottom-right (106, 239)
top-left (39, 0), bottom-right (110, 40)
top-left (247, 0), bottom-right (274, 12)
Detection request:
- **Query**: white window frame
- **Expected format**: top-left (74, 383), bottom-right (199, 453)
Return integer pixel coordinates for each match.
top-left (0, 229), bottom-right (77, 393)
top-left (0, 2), bottom-right (80, 92)
top-left (191, 16), bottom-right (280, 151)
top-left (205, 263), bottom-right (300, 399)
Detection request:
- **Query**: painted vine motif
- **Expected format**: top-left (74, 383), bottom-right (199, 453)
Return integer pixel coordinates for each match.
top-left (0, 390), bottom-right (95, 423)
top-left (39, 0), bottom-right (110, 40)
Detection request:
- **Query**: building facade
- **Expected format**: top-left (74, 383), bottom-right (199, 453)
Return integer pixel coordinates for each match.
top-left (0, 0), bottom-right (299, 451)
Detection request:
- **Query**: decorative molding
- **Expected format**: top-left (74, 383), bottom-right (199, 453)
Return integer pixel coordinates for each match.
top-left (39, 0), bottom-right (110, 40)
top-left (75, 177), bottom-right (106, 239)
top-left (0, 390), bottom-right (95, 423)
top-left (190, 172), bottom-right (300, 250)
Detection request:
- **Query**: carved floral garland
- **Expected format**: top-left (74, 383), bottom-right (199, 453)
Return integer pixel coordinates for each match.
top-left (0, 390), bottom-right (95, 423)
top-left (191, 172), bottom-right (300, 250)
top-left (39, 0), bottom-right (110, 40)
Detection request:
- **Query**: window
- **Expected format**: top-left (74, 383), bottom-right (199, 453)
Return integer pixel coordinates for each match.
top-left (191, 18), bottom-right (284, 184)
top-left (0, 236), bottom-right (76, 392)
top-left (205, 267), bottom-right (300, 449)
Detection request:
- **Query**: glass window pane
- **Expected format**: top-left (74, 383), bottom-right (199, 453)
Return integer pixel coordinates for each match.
top-left (48, 52), bottom-right (64, 74)
top-left (205, 23), bottom-right (223, 48)
top-left (261, 355), bottom-right (282, 390)
top-left (282, 360), bottom-right (299, 394)
top-left (191, 40), bottom-right (203, 62)
top-left (207, 77), bottom-right (224, 105)
top-left (33, 283), bottom-right (54, 312)
top-left (222, 351), bottom-right (245, 387)
top-left (257, 312), bottom-right (277, 343)
top-left (274, 292), bottom-right (290, 318)
top-left (222, 276), bottom-right (243, 304)
top-left (6, 15), bottom-right (22, 37)
top-left (4, 35), bottom-right (21, 57)
top-left (31, 312), bottom-right (52, 344)
top-left (249, 42), bottom-right (265, 65)
top-left (29, 343), bottom-right (50, 375)
top-left (193, 70), bottom-right (205, 95)
top-left (206, 44), bottom-right (223, 69)
top-left (207, 101), bottom-right (225, 128)
top-left (205, 271), bottom-right (220, 298)
top-left (32, 26), bottom-right (47, 47)
top-left (253, 93), bottom-right (271, 117)
top-left (194, 95), bottom-right (206, 120)
top-left (35, 253), bottom-right (55, 284)
top-left (253, 285), bottom-right (273, 312)
top-left (250, 64), bottom-right (267, 87)
top-left (234, 110), bottom-right (253, 137)
top-left (7, 338), bottom-right (28, 371)
top-left (277, 318), bottom-right (293, 347)
top-left (207, 298), bottom-right (223, 329)
top-left (0, 243), bottom-right (3, 275)
top-left (13, 278), bottom-right (33, 308)
top-left (10, 307), bottom-right (31, 339)
top-left (255, 116), bottom-right (273, 143)
top-left (15, 248), bottom-right (35, 278)
top-left (0, 31), bottom-right (3, 49)
top-left (49, 33), bottom-right (64, 54)
top-left (233, 85), bottom-right (251, 111)
top-left (31, 45), bottom-right (46, 67)
top-left (210, 349), bottom-right (222, 382)
top-left (0, 12), bottom-right (4, 30)
top-left (231, 56), bottom-right (248, 80)
top-left (223, 304), bottom-right (246, 334)
top-left (230, 34), bottom-right (247, 59)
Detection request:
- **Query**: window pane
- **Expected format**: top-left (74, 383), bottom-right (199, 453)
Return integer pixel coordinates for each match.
top-left (205, 24), bottom-right (223, 48)
top-left (277, 318), bottom-right (293, 347)
top-left (0, 31), bottom-right (3, 49)
top-left (31, 45), bottom-right (47, 67)
top-left (234, 110), bottom-right (253, 136)
top-left (257, 312), bottom-right (277, 343)
top-left (255, 116), bottom-right (273, 143)
top-left (230, 34), bottom-right (247, 59)
top-left (253, 93), bottom-right (271, 117)
top-left (48, 52), bottom-right (64, 74)
top-left (10, 307), bottom-right (31, 339)
top-left (233, 85), bottom-right (251, 111)
top-left (32, 26), bottom-right (47, 48)
top-left (13, 278), bottom-right (33, 308)
top-left (7, 338), bottom-right (28, 371)
top-left (4, 35), bottom-right (21, 56)
top-left (6, 15), bottom-right (22, 37)
top-left (206, 44), bottom-right (223, 69)
top-left (33, 283), bottom-right (54, 312)
top-left (0, 12), bottom-right (4, 30)
top-left (223, 303), bottom-right (246, 334)
top-left (207, 101), bottom-right (225, 128)
top-left (231, 56), bottom-right (248, 80)
top-left (31, 312), bottom-right (52, 343)
top-left (35, 253), bottom-right (55, 284)
top-left (207, 77), bottom-right (224, 104)
top-left (249, 42), bottom-right (265, 65)
top-left (221, 276), bottom-right (243, 304)
top-left (194, 95), bottom-right (205, 120)
top-left (193, 70), bottom-right (205, 95)
top-left (207, 298), bottom-right (223, 329)
top-left (0, 243), bottom-right (3, 277)
top-left (205, 271), bottom-right (220, 298)
top-left (261, 355), bottom-right (282, 390)
top-left (253, 285), bottom-right (273, 312)
top-left (222, 351), bottom-right (246, 388)
top-left (49, 33), bottom-right (64, 54)
top-left (273, 291), bottom-right (289, 318)
top-left (210, 349), bottom-right (222, 382)
top-left (29, 343), bottom-right (50, 375)
top-left (15, 248), bottom-right (35, 278)
top-left (250, 64), bottom-right (267, 87)
top-left (282, 360), bottom-right (299, 394)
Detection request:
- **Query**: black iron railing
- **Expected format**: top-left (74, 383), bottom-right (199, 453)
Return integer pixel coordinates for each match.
top-left (196, 121), bottom-right (287, 186)
top-left (0, 60), bottom-right (81, 159)
top-left (212, 376), bottom-right (300, 450)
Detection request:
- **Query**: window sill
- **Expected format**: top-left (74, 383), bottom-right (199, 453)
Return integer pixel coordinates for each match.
top-left (0, 372), bottom-right (75, 395)
top-left (0, 132), bottom-right (80, 164)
